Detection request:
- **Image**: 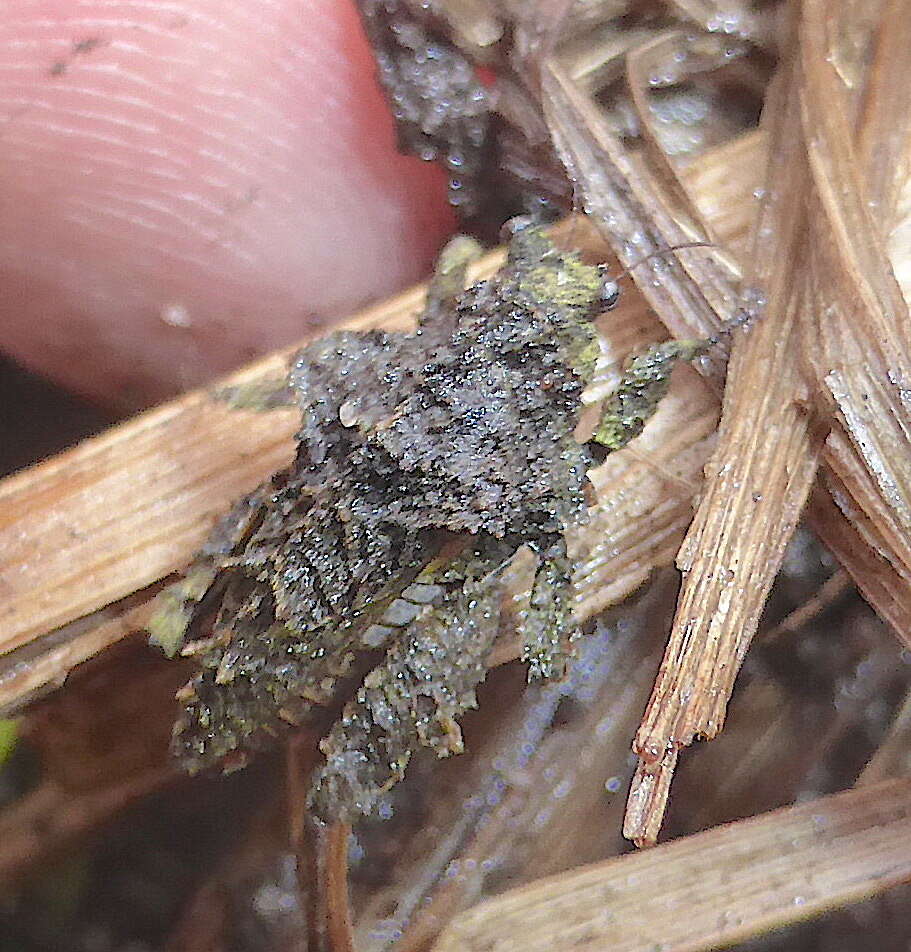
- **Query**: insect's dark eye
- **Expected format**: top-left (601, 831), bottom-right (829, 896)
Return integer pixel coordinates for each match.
top-left (600, 279), bottom-right (621, 309)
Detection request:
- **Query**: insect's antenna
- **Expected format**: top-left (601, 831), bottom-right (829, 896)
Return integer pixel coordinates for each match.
top-left (600, 240), bottom-right (717, 308)
top-left (600, 239), bottom-right (758, 340)
top-left (620, 240), bottom-right (718, 280)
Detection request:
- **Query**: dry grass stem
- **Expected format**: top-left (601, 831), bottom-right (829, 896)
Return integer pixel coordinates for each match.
top-left (432, 779), bottom-right (911, 952)
top-left (805, 482), bottom-right (911, 642)
top-left (790, 0), bottom-right (911, 645)
top-left (542, 58), bottom-right (748, 386)
top-left (322, 822), bottom-right (357, 952)
top-left (858, 685), bottom-right (911, 787)
top-left (625, 24), bottom-right (823, 844)
top-left (536, 1), bottom-right (911, 843)
top-left (0, 599), bottom-right (154, 711)
top-left (758, 568), bottom-right (852, 643)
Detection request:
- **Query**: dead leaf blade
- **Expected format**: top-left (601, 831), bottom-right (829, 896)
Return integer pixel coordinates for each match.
top-left (625, 36), bottom-right (822, 843)
top-left (433, 779), bottom-right (911, 952)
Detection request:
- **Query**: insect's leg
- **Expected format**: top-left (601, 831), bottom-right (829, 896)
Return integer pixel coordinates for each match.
top-left (307, 546), bottom-right (524, 823)
top-left (520, 545), bottom-right (581, 681)
top-left (171, 606), bottom-right (309, 772)
top-left (422, 234), bottom-right (484, 328)
top-left (146, 565), bottom-right (219, 659)
top-left (147, 483), bottom-right (274, 658)
top-left (593, 339), bottom-right (707, 451)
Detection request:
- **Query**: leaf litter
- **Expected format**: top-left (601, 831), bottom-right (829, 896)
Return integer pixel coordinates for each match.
top-left (8, 2), bottom-right (911, 949)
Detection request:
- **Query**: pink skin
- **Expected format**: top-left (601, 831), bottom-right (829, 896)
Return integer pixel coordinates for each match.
top-left (0, 0), bottom-right (454, 407)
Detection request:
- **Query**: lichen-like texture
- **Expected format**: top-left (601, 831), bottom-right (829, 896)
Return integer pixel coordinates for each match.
top-left (595, 339), bottom-right (706, 450)
top-left (157, 229), bottom-right (611, 823)
top-left (357, 0), bottom-right (490, 216)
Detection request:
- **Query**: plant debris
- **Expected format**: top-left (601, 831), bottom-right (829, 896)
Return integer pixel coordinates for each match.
top-left (9, 1), bottom-right (911, 948)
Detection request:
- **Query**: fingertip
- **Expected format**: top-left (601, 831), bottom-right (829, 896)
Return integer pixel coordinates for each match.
top-left (0, 0), bottom-right (454, 406)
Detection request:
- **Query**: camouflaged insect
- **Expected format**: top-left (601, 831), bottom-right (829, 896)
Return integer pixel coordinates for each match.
top-left (150, 227), bottom-right (697, 824)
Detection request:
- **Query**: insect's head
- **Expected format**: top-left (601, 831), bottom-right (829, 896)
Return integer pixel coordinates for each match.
top-left (504, 218), bottom-right (607, 323)
top-left (504, 217), bottom-right (718, 321)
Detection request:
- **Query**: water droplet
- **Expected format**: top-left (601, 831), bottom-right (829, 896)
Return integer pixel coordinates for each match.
top-left (161, 302), bottom-right (192, 328)
top-left (553, 778), bottom-right (573, 799)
